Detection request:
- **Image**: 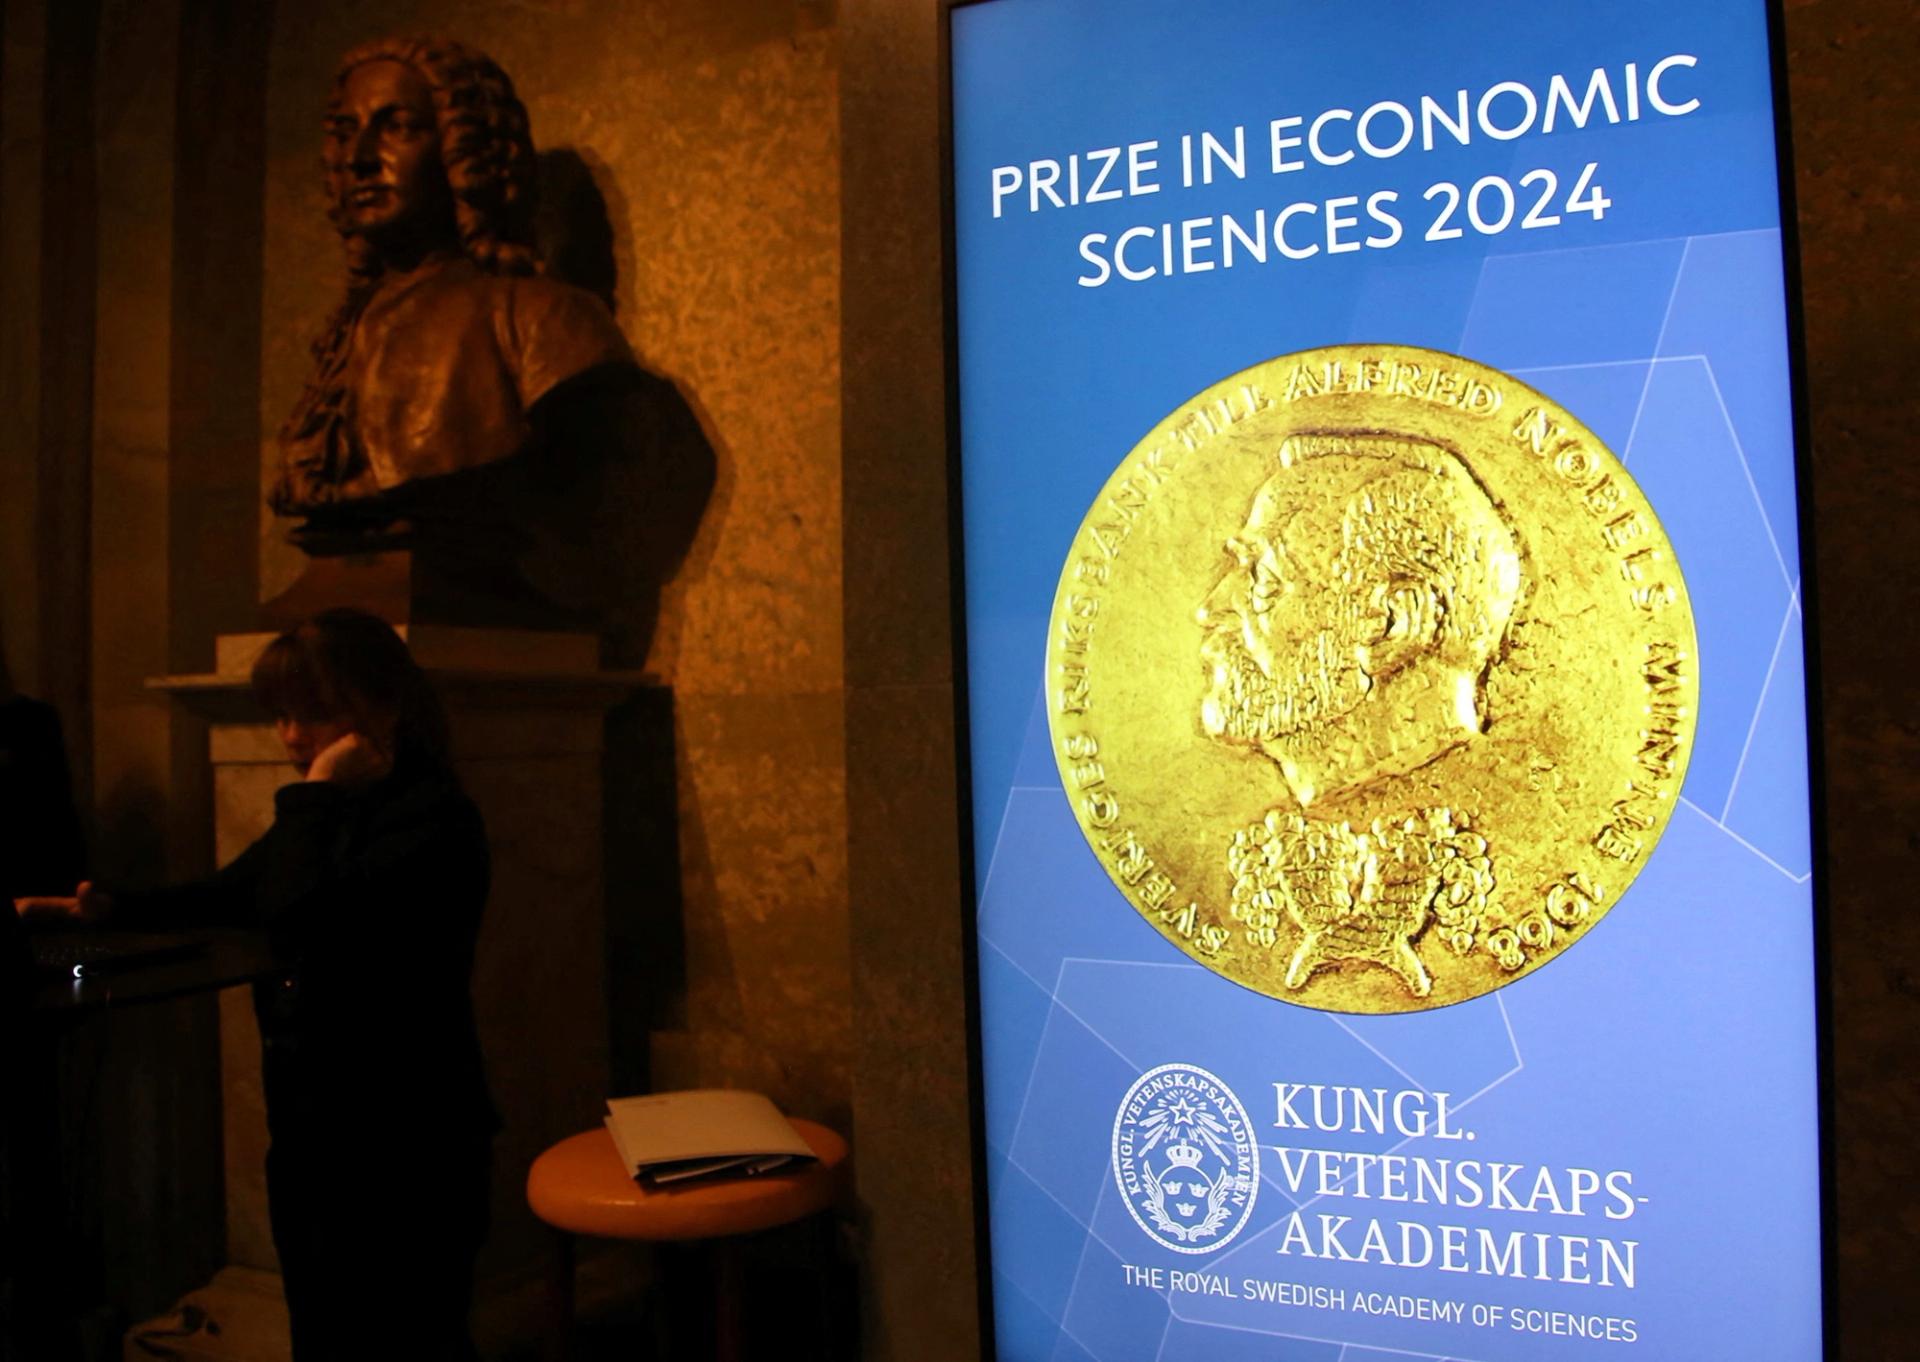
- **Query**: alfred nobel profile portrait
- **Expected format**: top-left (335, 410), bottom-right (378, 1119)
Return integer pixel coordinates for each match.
top-left (1197, 434), bottom-right (1524, 809)
top-left (272, 34), bottom-right (635, 524)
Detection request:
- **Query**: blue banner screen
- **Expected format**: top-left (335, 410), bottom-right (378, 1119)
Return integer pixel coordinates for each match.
top-left (951, 3), bottom-right (1823, 1360)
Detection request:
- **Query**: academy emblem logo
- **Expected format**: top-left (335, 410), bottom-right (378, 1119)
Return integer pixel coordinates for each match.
top-left (1112, 1063), bottom-right (1259, 1254)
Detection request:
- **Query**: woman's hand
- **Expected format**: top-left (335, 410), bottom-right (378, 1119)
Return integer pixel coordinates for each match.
top-left (13, 880), bottom-right (111, 925)
top-left (305, 731), bottom-right (394, 785)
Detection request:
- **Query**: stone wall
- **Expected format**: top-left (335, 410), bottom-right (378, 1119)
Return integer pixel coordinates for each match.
top-left (256, 0), bottom-right (849, 1133)
top-left (1783, 0), bottom-right (1920, 1351)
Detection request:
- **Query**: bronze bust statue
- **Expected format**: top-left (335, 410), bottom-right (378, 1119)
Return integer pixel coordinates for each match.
top-left (272, 35), bottom-right (634, 535)
top-left (263, 34), bottom-right (711, 641)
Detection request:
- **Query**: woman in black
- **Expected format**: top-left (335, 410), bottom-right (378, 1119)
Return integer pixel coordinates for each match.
top-left (22, 609), bottom-right (500, 1360)
top-left (0, 655), bottom-right (88, 1359)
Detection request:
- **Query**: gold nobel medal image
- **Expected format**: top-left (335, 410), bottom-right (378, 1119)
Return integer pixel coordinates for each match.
top-left (1046, 344), bottom-right (1697, 1012)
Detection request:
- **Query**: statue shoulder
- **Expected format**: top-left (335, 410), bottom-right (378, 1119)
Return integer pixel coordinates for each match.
top-left (498, 272), bottom-right (636, 410)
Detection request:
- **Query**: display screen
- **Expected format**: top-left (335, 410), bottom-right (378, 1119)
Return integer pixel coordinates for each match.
top-left (949, 2), bottom-right (1824, 1358)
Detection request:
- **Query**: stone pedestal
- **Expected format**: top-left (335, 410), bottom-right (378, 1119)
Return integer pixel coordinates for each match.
top-left (145, 626), bottom-right (658, 1355)
top-left (256, 536), bottom-right (592, 635)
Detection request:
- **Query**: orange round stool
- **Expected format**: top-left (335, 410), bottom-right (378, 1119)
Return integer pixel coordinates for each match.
top-left (526, 1118), bottom-right (849, 1361)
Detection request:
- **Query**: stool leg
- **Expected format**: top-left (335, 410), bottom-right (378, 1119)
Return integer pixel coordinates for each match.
top-left (713, 1239), bottom-right (744, 1362)
top-left (646, 1245), bottom-right (672, 1362)
top-left (543, 1229), bottom-right (575, 1362)
top-left (657, 1243), bottom-right (713, 1361)
top-left (813, 1212), bottom-right (844, 1362)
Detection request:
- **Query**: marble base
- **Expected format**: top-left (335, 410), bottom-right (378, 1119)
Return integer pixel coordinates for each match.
top-left (212, 624), bottom-right (600, 678)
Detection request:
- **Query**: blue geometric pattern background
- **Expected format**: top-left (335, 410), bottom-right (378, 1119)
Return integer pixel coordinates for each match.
top-left (954, 6), bottom-right (1821, 1358)
top-left (972, 230), bottom-right (1818, 1362)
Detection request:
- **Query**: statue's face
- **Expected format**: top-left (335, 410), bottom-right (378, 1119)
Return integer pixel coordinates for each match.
top-left (324, 59), bottom-right (452, 249)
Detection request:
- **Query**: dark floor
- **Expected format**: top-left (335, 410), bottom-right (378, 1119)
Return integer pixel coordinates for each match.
top-left (489, 1292), bottom-right (653, 1362)
top-left (484, 1220), bottom-right (856, 1362)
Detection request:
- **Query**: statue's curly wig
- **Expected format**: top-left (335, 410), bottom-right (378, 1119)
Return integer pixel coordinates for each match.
top-left (275, 36), bottom-right (542, 513)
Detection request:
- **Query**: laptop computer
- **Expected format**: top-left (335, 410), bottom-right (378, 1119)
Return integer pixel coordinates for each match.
top-left (29, 931), bottom-right (208, 981)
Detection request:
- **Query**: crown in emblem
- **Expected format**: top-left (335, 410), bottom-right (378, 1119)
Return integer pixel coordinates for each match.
top-left (1165, 1140), bottom-right (1205, 1170)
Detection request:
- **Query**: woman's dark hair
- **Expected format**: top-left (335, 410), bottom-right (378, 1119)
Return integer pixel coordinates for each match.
top-left (250, 609), bottom-right (452, 772)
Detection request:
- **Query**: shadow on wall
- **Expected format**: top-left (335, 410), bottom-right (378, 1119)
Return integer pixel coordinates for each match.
top-left (519, 145), bottom-right (721, 674)
top-left (534, 148), bottom-right (619, 316)
top-left (520, 147), bottom-right (724, 1094)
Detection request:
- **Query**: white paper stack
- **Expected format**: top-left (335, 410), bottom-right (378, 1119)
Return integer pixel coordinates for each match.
top-left (603, 1088), bottom-right (816, 1186)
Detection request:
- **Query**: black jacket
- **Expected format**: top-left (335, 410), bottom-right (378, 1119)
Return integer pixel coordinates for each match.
top-left (1, 696), bottom-right (84, 1010)
top-left (0, 696), bottom-right (84, 903)
top-left (113, 761), bottom-right (502, 1145)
